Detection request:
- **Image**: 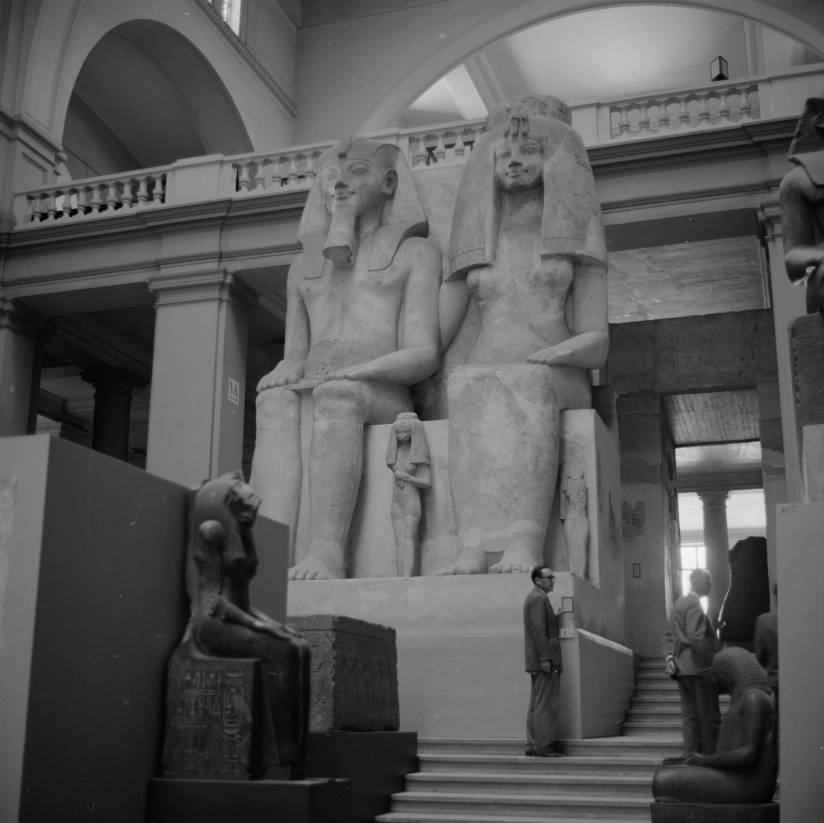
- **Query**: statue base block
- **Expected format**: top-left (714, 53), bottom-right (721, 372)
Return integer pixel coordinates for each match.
top-left (307, 731), bottom-right (418, 823)
top-left (650, 801), bottom-right (779, 823)
top-left (162, 650), bottom-right (261, 779)
top-left (146, 777), bottom-right (352, 823)
top-left (290, 615), bottom-right (399, 732)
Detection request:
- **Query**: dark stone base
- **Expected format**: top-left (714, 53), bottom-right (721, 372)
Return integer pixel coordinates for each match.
top-left (650, 801), bottom-right (779, 823)
top-left (307, 731), bottom-right (418, 823)
top-left (146, 777), bottom-right (352, 823)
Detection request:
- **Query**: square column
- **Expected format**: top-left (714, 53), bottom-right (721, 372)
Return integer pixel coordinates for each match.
top-left (760, 202), bottom-right (805, 502)
top-left (0, 298), bottom-right (43, 435)
top-left (618, 392), bottom-right (678, 656)
top-left (146, 271), bottom-right (253, 486)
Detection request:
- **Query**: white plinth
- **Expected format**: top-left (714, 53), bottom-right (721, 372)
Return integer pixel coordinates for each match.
top-left (287, 573), bottom-right (633, 740)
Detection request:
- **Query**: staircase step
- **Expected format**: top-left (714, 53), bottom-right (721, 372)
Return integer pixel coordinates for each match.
top-left (627, 704), bottom-right (683, 717)
top-left (405, 771), bottom-right (654, 797)
top-left (386, 790), bottom-right (651, 820)
top-left (377, 814), bottom-right (647, 823)
top-left (418, 736), bottom-right (683, 758)
top-left (418, 753), bottom-right (664, 776)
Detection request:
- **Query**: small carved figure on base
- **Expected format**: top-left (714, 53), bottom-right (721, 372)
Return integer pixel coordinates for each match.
top-left (165, 471), bottom-right (311, 779)
top-left (652, 647), bottom-right (777, 805)
top-left (385, 412), bottom-right (431, 576)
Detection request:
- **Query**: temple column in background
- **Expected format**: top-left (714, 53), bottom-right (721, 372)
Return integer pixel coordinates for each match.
top-left (696, 488), bottom-right (730, 623)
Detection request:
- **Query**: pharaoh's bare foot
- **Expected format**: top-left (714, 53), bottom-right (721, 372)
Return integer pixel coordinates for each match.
top-left (288, 556), bottom-right (342, 580)
top-left (490, 547), bottom-right (538, 574)
top-left (434, 548), bottom-right (487, 575)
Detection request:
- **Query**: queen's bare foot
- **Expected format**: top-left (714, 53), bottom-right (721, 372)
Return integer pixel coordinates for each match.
top-left (288, 556), bottom-right (342, 580)
top-left (490, 547), bottom-right (539, 574)
top-left (434, 547), bottom-right (487, 575)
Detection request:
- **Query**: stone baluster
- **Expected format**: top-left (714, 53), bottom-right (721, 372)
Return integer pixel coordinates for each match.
top-left (135, 176), bottom-right (149, 204)
top-left (27, 194), bottom-right (40, 222)
top-left (677, 96), bottom-right (691, 129)
top-left (715, 90), bottom-right (729, 124)
top-left (454, 130), bottom-right (466, 160)
top-left (697, 92), bottom-right (711, 127)
top-left (434, 132), bottom-right (447, 162)
top-left (154, 175), bottom-right (166, 203)
top-left (236, 160), bottom-right (252, 192)
top-left (89, 184), bottom-right (103, 213)
top-left (46, 190), bottom-right (58, 221)
top-left (413, 135), bottom-right (427, 168)
top-left (637, 102), bottom-right (650, 134)
top-left (253, 159), bottom-right (266, 191)
top-left (739, 88), bottom-right (752, 120)
top-left (304, 151), bottom-right (318, 181)
top-left (77, 186), bottom-right (91, 215)
top-left (657, 99), bottom-right (672, 132)
top-left (618, 105), bottom-right (631, 136)
top-left (105, 180), bottom-right (118, 211)
top-left (121, 178), bottom-right (134, 208)
top-left (287, 154), bottom-right (301, 187)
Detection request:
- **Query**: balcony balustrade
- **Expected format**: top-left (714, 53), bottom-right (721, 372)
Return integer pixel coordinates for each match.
top-left (13, 65), bottom-right (823, 229)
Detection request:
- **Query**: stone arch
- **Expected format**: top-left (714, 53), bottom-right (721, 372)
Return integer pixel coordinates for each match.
top-left (361, 0), bottom-right (824, 131)
top-left (21, 0), bottom-right (288, 158)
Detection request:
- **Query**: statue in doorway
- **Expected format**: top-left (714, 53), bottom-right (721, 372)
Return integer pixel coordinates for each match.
top-left (250, 138), bottom-right (441, 580)
top-left (385, 412), bottom-right (431, 576)
top-left (779, 97), bottom-right (824, 314)
top-left (164, 471), bottom-right (311, 777)
top-left (437, 95), bottom-right (608, 574)
top-left (717, 536), bottom-right (770, 646)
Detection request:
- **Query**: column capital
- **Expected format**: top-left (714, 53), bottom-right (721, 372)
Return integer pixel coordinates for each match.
top-left (695, 487), bottom-right (730, 506)
top-left (757, 199), bottom-right (783, 242)
top-left (0, 297), bottom-right (46, 336)
top-left (147, 270), bottom-right (257, 309)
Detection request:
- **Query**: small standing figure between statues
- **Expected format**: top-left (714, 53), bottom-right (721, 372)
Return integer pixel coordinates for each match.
top-left (779, 97), bottom-right (824, 314)
top-left (385, 412), bottom-right (431, 577)
top-left (437, 94), bottom-right (608, 575)
top-left (250, 137), bottom-right (441, 580)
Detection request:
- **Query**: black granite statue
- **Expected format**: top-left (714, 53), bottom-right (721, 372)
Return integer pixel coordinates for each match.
top-left (163, 471), bottom-right (311, 779)
top-left (717, 536), bottom-right (770, 645)
top-left (652, 647), bottom-right (777, 805)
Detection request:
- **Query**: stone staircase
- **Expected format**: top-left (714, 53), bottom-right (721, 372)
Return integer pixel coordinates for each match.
top-left (374, 657), bottom-right (691, 823)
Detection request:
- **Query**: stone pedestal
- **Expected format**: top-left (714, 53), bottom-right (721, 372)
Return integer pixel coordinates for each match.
top-left (775, 500), bottom-right (824, 821)
top-left (288, 575), bottom-right (634, 741)
top-left (146, 777), bottom-right (352, 823)
top-left (162, 651), bottom-right (261, 779)
top-left (650, 801), bottom-right (779, 823)
top-left (289, 615), bottom-right (399, 732)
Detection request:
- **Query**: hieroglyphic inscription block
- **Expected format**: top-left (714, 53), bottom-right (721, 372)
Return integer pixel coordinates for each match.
top-left (289, 615), bottom-right (398, 732)
top-left (162, 649), bottom-right (260, 779)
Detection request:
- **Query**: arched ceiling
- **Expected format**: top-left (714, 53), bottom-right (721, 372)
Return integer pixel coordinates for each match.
top-left (398, 5), bottom-right (820, 128)
top-left (64, 19), bottom-right (252, 176)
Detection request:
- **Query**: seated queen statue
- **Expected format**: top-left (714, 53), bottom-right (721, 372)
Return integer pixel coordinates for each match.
top-left (437, 95), bottom-right (608, 575)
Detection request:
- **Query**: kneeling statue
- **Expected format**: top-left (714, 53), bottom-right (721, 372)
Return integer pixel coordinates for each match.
top-left (653, 646), bottom-right (777, 805)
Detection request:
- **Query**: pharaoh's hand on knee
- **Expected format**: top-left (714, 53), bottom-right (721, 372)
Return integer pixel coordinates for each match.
top-left (257, 360), bottom-right (304, 391)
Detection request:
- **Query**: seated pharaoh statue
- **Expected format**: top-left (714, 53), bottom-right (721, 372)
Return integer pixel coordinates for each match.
top-left (437, 95), bottom-right (608, 574)
top-left (250, 138), bottom-right (441, 580)
top-left (652, 646), bottom-right (778, 805)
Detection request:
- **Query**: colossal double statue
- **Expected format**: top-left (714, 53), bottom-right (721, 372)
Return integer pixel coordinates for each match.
top-left (251, 138), bottom-right (441, 580)
top-left (438, 95), bottom-right (608, 574)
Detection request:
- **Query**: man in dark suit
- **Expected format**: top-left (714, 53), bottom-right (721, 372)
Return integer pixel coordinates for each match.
top-left (665, 568), bottom-right (721, 760)
top-left (523, 565), bottom-right (563, 757)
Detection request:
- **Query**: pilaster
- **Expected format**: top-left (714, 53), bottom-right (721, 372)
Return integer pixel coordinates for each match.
top-left (146, 270), bottom-right (254, 486)
top-left (618, 392), bottom-right (677, 656)
top-left (0, 297), bottom-right (43, 435)
top-left (83, 367), bottom-right (140, 462)
top-left (759, 200), bottom-right (805, 502)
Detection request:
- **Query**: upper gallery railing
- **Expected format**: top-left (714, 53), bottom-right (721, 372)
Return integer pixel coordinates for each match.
top-left (14, 65), bottom-right (823, 226)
